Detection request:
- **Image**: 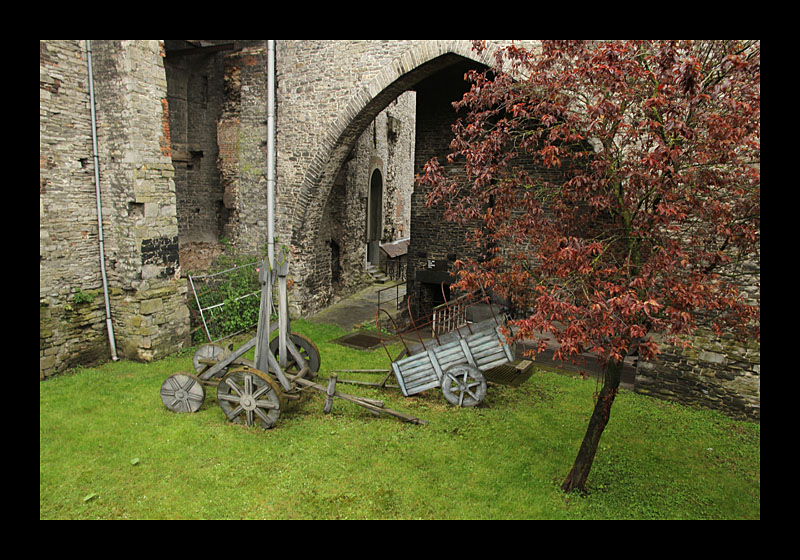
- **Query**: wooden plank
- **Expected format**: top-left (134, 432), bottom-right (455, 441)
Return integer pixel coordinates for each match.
top-left (477, 357), bottom-right (510, 371)
top-left (395, 352), bottom-right (432, 369)
top-left (431, 342), bottom-right (466, 360)
top-left (467, 336), bottom-right (495, 350)
top-left (331, 369), bottom-right (390, 374)
top-left (401, 368), bottom-right (439, 385)
top-left (498, 326), bottom-right (515, 362)
top-left (398, 358), bottom-right (435, 377)
top-left (427, 347), bottom-right (444, 382)
top-left (405, 379), bottom-right (441, 395)
top-left (404, 369), bottom-right (437, 386)
top-left (476, 350), bottom-right (506, 366)
top-left (469, 330), bottom-right (500, 343)
top-left (253, 260), bottom-right (272, 374)
top-left (323, 372), bottom-right (337, 413)
top-left (438, 354), bottom-right (468, 369)
top-left (392, 362), bottom-right (409, 396)
top-left (291, 376), bottom-right (427, 425)
top-left (467, 334), bottom-right (498, 348)
top-left (472, 343), bottom-right (503, 360)
top-left (334, 377), bottom-right (400, 389)
top-left (459, 338), bottom-right (477, 366)
top-left (473, 348), bottom-right (503, 362)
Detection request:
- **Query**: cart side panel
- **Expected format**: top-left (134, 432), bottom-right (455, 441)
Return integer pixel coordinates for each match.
top-left (463, 326), bottom-right (514, 372)
top-left (393, 352), bottom-right (439, 396)
top-left (405, 378), bottom-right (441, 395)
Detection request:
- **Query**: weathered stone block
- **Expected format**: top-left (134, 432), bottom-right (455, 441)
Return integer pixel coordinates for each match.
top-left (139, 298), bottom-right (163, 315)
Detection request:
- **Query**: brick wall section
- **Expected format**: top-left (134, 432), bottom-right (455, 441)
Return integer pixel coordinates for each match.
top-left (409, 60), bottom-right (478, 314)
top-left (159, 98), bottom-right (172, 158)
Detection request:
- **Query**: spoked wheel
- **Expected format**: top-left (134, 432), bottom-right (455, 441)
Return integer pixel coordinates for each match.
top-left (269, 333), bottom-right (321, 379)
top-left (441, 364), bottom-right (487, 407)
top-left (217, 366), bottom-right (283, 429)
top-left (160, 373), bottom-right (206, 413)
top-left (193, 343), bottom-right (226, 375)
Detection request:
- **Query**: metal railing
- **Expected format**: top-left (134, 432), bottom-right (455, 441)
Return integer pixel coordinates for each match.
top-left (376, 280), bottom-right (406, 311)
top-left (432, 290), bottom-right (469, 335)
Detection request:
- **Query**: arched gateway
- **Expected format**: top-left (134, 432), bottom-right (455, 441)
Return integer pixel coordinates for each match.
top-left (279, 40), bottom-right (509, 315)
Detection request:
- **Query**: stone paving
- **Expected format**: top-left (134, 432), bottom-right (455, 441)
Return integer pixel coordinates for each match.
top-left (307, 280), bottom-right (406, 332)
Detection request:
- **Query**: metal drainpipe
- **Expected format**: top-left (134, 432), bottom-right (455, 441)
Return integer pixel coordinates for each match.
top-left (254, 39), bottom-right (277, 372)
top-left (85, 40), bottom-right (119, 361)
top-left (267, 40), bottom-right (276, 270)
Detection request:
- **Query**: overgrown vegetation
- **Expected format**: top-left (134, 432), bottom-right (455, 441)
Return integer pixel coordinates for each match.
top-left (186, 253), bottom-right (264, 344)
top-left (40, 319), bottom-right (759, 519)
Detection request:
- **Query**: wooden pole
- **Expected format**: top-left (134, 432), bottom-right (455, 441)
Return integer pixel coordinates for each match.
top-left (253, 263), bottom-right (272, 375)
top-left (290, 376), bottom-right (428, 425)
top-left (277, 260), bottom-right (290, 369)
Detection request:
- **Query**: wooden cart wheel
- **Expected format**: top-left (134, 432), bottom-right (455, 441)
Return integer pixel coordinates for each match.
top-left (193, 343), bottom-right (226, 375)
top-left (269, 333), bottom-right (321, 378)
top-left (217, 366), bottom-right (283, 429)
top-left (441, 364), bottom-right (487, 407)
top-left (160, 373), bottom-right (206, 413)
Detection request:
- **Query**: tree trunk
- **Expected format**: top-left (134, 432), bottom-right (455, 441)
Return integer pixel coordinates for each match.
top-left (561, 358), bottom-right (624, 493)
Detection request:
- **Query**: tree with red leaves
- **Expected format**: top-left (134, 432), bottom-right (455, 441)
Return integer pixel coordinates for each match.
top-left (419, 40), bottom-right (760, 493)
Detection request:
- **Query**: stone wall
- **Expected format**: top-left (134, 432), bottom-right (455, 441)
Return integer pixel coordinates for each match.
top-left (316, 92), bottom-right (417, 307)
top-left (40, 40), bottom-right (190, 378)
top-left (635, 329), bottom-right (760, 421)
top-left (163, 40), bottom-right (226, 244)
top-left (41, 40), bottom-right (111, 375)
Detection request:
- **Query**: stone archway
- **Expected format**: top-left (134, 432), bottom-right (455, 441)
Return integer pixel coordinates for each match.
top-left (287, 42), bottom-right (499, 314)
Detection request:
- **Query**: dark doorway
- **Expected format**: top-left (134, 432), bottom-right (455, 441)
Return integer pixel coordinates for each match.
top-left (366, 168), bottom-right (383, 266)
top-left (329, 239), bottom-right (341, 286)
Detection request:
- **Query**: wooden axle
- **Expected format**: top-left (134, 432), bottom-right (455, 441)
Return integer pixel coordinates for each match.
top-left (290, 372), bottom-right (427, 425)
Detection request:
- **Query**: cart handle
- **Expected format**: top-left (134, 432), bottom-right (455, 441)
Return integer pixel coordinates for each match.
top-left (405, 292), bottom-right (442, 350)
top-left (477, 279), bottom-right (501, 327)
top-left (375, 307), bottom-right (410, 363)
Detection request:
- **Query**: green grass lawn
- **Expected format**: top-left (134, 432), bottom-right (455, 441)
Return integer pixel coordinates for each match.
top-left (40, 319), bottom-right (760, 519)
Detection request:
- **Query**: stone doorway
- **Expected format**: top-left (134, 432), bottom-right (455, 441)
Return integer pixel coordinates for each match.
top-left (366, 168), bottom-right (383, 267)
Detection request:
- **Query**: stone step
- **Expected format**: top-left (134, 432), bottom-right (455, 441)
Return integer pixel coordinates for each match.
top-left (366, 265), bottom-right (389, 284)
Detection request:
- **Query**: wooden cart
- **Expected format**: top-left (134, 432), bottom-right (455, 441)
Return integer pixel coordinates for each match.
top-left (376, 286), bottom-right (532, 407)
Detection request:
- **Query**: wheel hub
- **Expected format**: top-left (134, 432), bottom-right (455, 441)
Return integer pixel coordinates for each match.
top-left (240, 395), bottom-right (256, 410)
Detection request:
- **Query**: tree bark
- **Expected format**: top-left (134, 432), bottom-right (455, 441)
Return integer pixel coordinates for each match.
top-left (561, 358), bottom-right (624, 493)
